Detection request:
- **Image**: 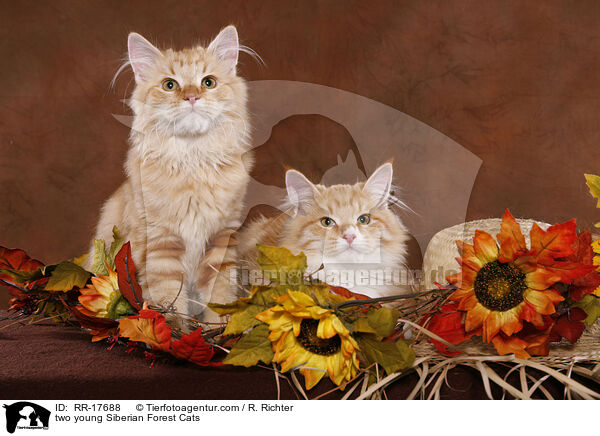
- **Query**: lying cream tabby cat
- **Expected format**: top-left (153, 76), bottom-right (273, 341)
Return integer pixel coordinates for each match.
top-left (239, 163), bottom-right (411, 297)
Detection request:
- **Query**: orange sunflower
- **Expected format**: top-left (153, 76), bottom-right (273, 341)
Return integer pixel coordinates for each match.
top-left (78, 266), bottom-right (133, 320)
top-left (446, 210), bottom-right (565, 344)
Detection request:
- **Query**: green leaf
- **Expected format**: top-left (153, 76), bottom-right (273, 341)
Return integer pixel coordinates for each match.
top-left (107, 226), bottom-right (125, 269)
top-left (223, 324), bottom-right (274, 367)
top-left (208, 299), bottom-right (251, 316)
top-left (91, 239), bottom-right (107, 276)
top-left (573, 294), bottom-right (600, 326)
top-left (45, 261), bottom-right (91, 291)
top-left (212, 284), bottom-right (290, 336)
top-left (249, 284), bottom-right (289, 306)
top-left (72, 253), bottom-right (89, 267)
top-left (38, 301), bottom-right (71, 323)
top-left (367, 307), bottom-right (401, 338)
top-left (351, 317), bottom-right (377, 334)
top-left (356, 334), bottom-right (415, 375)
top-left (256, 245), bottom-right (307, 285)
top-left (585, 174), bottom-right (600, 208)
top-left (223, 305), bottom-right (264, 336)
top-left (309, 284), bottom-right (349, 307)
top-left (106, 291), bottom-right (135, 320)
top-left (0, 267), bottom-right (44, 284)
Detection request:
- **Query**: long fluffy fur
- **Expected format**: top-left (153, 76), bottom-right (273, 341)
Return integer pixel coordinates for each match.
top-left (90, 27), bottom-right (252, 325)
top-left (238, 166), bottom-right (410, 297)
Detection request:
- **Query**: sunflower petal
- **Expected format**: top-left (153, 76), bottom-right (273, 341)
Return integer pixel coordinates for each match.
top-left (457, 293), bottom-right (478, 311)
top-left (524, 289), bottom-right (563, 315)
top-left (473, 230), bottom-right (499, 264)
top-left (520, 302), bottom-right (544, 327)
top-left (492, 334), bottom-right (531, 359)
top-left (317, 317), bottom-right (336, 339)
top-left (465, 303), bottom-right (489, 332)
top-left (456, 241), bottom-right (483, 271)
top-left (483, 310), bottom-right (503, 342)
top-left (302, 368), bottom-right (327, 390)
top-left (498, 306), bottom-right (524, 336)
top-left (497, 209), bottom-right (527, 262)
top-left (446, 268), bottom-right (476, 289)
top-left (592, 239), bottom-right (600, 255)
top-left (525, 268), bottom-right (561, 290)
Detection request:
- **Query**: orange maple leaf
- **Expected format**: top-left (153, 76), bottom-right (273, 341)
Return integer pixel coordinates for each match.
top-left (529, 220), bottom-right (577, 262)
top-left (118, 309), bottom-right (172, 351)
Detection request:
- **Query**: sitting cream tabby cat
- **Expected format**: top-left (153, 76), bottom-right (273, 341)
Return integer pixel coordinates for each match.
top-left (90, 26), bottom-right (251, 324)
top-left (239, 163), bottom-right (410, 297)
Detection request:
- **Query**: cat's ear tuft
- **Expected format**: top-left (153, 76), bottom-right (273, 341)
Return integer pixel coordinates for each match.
top-left (208, 25), bottom-right (239, 73)
top-left (364, 163), bottom-right (393, 207)
top-left (286, 170), bottom-right (316, 215)
top-left (128, 33), bottom-right (162, 83)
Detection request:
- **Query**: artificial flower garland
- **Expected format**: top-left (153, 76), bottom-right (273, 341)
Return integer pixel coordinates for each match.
top-left (2, 176), bottom-right (600, 393)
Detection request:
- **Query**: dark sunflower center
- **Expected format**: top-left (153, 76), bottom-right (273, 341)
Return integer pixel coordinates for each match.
top-left (474, 260), bottom-right (526, 311)
top-left (296, 319), bottom-right (341, 356)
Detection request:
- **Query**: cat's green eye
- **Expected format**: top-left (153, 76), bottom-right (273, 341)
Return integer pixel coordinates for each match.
top-left (357, 214), bottom-right (371, 225)
top-left (201, 75), bottom-right (217, 89)
top-left (161, 78), bottom-right (180, 91)
top-left (320, 217), bottom-right (336, 227)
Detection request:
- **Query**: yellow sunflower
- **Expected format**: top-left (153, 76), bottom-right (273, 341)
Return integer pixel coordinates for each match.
top-left (446, 213), bottom-right (564, 343)
top-left (78, 267), bottom-right (132, 319)
top-left (591, 240), bottom-right (600, 296)
top-left (256, 290), bottom-right (360, 390)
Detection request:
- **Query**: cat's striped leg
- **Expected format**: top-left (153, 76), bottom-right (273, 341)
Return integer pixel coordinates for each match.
top-left (193, 228), bottom-right (241, 324)
top-left (143, 228), bottom-right (188, 325)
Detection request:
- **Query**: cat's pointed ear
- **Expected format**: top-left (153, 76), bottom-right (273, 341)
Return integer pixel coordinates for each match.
top-left (208, 25), bottom-right (239, 73)
top-left (128, 33), bottom-right (162, 83)
top-left (286, 169), bottom-right (317, 214)
top-left (363, 163), bottom-right (393, 207)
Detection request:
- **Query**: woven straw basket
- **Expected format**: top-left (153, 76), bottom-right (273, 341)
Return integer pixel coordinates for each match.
top-left (417, 218), bottom-right (600, 369)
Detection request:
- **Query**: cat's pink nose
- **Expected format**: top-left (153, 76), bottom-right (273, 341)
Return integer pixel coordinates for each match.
top-left (185, 95), bottom-right (198, 105)
top-left (343, 234), bottom-right (356, 244)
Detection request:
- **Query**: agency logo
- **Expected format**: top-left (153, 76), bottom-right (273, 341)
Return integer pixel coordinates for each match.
top-left (3, 402), bottom-right (50, 434)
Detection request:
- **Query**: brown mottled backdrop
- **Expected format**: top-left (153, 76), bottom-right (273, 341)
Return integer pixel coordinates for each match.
top-left (4, 0), bottom-right (600, 401)
top-left (2, 0), bottom-right (600, 305)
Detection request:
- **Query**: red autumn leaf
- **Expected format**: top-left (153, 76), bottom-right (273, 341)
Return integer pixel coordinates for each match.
top-left (549, 308), bottom-right (587, 344)
top-left (567, 230), bottom-right (594, 264)
top-left (0, 246), bottom-right (44, 290)
top-left (529, 220), bottom-right (577, 262)
top-left (328, 284), bottom-right (370, 300)
top-left (563, 230), bottom-right (600, 300)
top-left (118, 309), bottom-right (172, 350)
top-left (114, 242), bottom-right (143, 310)
top-left (538, 261), bottom-right (596, 284)
top-left (170, 328), bottom-right (222, 367)
top-left (118, 308), bottom-right (221, 366)
top-left (422, 303), bottom-right (478, 356)
top-left (570, 274), bottom-right (600, 300)
top-left (519, 318), bottom-right (554, 356)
